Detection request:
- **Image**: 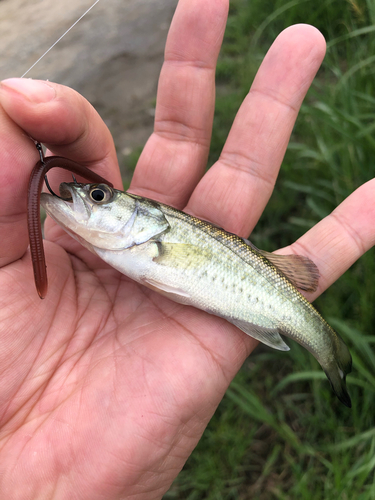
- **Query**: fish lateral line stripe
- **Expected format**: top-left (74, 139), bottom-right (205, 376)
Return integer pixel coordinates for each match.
top-left (127, 193), bottom-right (320, 310)
top-left (156, 201), bottom-right (311, 293)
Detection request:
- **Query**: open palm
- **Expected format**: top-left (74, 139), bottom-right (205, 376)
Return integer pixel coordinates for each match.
top-left (0, 1), bottom-right (374, 499)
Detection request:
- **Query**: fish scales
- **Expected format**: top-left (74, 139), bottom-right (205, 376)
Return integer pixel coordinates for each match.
top-left (40, 183), bottom-right (352, 407)
top-left (142, 204), bottom-right (342, 354)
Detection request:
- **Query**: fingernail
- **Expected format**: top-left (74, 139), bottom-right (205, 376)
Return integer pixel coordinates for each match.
top-left (0, 78), bottom-right (56, 103)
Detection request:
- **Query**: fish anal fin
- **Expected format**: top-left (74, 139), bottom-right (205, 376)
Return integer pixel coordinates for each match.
top-left (229, 319), bottom-right (290, 352)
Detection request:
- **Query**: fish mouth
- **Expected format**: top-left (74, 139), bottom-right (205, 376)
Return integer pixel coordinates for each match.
top-left (59, 182), bottom-right (92, 221)
top-left (58, 183), bottom-right (74, 202)
top-left (40, 183), bottom-right (91, 228)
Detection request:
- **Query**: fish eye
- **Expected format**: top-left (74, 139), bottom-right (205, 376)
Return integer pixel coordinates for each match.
top-left (89, 184), bottom-right (113, 204)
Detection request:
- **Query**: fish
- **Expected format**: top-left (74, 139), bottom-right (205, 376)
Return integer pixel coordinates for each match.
top-left (40, 181), bottom-right (352, 407)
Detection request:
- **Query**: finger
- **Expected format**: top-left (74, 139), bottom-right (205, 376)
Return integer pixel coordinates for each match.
top-left (0, 78), bottom-right (122, 267)
top-left (0, 79), bottom-right (122, 190)
top-left (278, 179), bottom-right (375, 301)
top-left (130, 0), bottom-right (229, 208)
top-left (186, 25), bottom-right (326, 236)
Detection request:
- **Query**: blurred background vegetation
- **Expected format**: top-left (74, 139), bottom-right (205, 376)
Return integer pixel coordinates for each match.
top-left (143, 0), bottom-right (375, 498)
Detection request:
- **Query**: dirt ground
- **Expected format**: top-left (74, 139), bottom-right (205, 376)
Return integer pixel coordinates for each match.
top-left (0, 0), bottom-right (178, 175)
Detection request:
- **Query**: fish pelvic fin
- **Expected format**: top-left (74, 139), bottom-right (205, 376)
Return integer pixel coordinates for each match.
top-left (324, 339), bottom-right (352, 408)
top-left (229, 319), bottom-right (290, 351)
top-left (142, 277), bottom-right (191, 300)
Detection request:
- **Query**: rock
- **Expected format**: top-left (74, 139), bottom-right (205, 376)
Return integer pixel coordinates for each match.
top-left (0, 0), bottom-right (178, 174)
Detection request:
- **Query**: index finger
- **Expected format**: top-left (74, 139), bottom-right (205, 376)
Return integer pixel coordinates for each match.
top-left (0, 79), bottom-right (121, 268)
top-left (0, 79), bottom-right (122, 187)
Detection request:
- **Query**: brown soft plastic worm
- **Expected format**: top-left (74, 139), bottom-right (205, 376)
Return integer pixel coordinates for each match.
top-left (28, 145), bottom-right (113, 298)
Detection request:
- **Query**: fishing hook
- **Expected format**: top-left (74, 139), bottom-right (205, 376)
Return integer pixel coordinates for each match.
top-left (36, 142), bottom-right (69, 200)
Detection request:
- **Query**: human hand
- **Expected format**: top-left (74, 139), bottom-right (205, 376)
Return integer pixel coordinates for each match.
top-left (0, 0), bottom-right (374, 498)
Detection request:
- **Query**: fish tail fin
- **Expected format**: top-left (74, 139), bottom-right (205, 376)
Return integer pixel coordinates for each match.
top-left (324, 338), bottom-right (352, 408)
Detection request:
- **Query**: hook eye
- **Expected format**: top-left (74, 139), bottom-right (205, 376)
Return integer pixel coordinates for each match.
top-left (89, 184), bottom-right (114, 204)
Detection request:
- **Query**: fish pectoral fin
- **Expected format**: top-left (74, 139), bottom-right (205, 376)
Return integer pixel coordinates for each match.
top-left (142, 277), bottom-right (191, 299)
top-left (244, 240), bottom-right (319, 292)
top-left (230, 319), bottom-right (290, 351)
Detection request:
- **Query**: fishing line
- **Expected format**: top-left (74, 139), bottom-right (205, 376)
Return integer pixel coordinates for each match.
top-left (21, 0), bottom-right (101, 78)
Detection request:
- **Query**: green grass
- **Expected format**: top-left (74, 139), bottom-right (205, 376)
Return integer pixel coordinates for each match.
top-left (165, 0), bottom-right (375, 498)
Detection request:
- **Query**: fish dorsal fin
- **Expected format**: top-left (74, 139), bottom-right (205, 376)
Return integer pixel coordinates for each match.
top-left (242, 239), bottom-right (319, 293)
top-left (229, 319), bottom-right (290, 351)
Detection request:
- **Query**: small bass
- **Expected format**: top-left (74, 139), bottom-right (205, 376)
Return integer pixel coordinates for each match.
top-left (41, 182), bottom-right (352, 407)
